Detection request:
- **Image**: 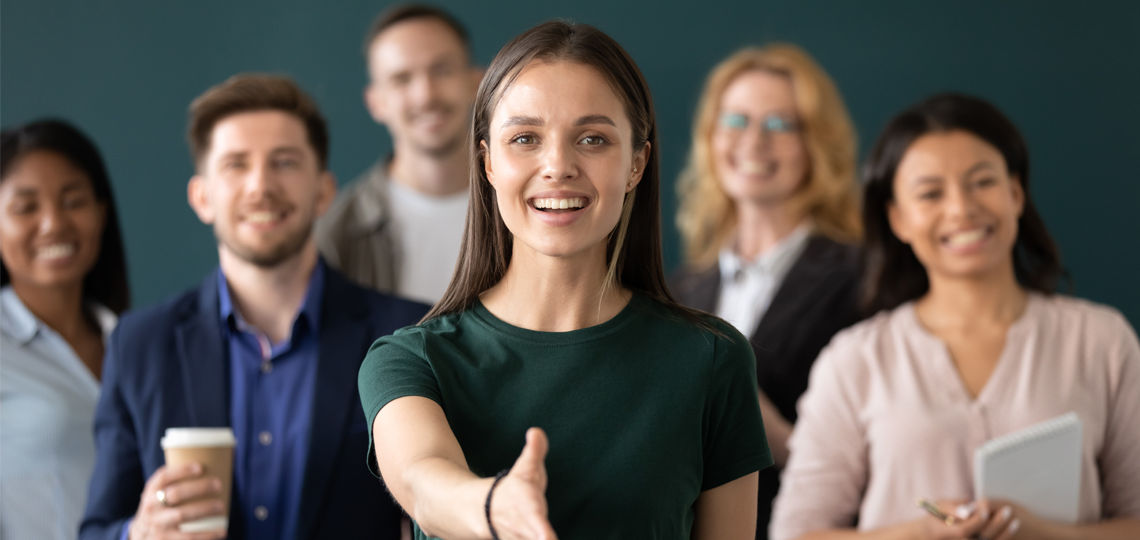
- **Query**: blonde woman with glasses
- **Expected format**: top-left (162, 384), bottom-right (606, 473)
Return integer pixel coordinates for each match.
top-left (672, 44), bottom-right (863, 539)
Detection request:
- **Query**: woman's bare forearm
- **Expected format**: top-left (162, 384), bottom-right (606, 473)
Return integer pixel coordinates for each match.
top-left (791, 521), bottom-right (916, 540)
top-left (401, 456), bottom-right (494, 540)
top-left (757, 393), bottom-right (792, 466)
top-left (1031, 518), bottom-right (1140, 540)
top-left (372, 397), bottom-right (493, 540)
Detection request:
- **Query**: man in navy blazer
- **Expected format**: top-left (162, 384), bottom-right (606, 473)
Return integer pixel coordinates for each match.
top-left (80, 74), bottom-right (427, 540)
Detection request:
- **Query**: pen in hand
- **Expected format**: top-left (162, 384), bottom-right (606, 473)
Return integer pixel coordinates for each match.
top-left (917, 499), bottom-right (958, 526)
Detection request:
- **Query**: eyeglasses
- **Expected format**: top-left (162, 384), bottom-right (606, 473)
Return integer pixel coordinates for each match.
top-left (718, 112), bottom-right (800, 135)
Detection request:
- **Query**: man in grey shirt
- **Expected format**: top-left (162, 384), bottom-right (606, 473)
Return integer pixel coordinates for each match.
top-left (316, 4), bottom-right (479, 303)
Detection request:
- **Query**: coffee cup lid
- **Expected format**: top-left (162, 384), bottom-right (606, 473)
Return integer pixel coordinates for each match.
top-left (161, 428), bottom-right (236, 448)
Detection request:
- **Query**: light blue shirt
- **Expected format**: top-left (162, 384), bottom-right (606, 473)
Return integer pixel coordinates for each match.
top-left (1, 286), bottom-right (115, 540)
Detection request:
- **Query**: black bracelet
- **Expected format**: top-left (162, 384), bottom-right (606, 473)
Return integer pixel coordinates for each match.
top-left (484, 470), bottom-right (509, 540)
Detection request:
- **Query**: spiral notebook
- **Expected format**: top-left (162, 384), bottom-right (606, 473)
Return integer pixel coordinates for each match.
top-left (973, 412), bottom-right (1082, 523)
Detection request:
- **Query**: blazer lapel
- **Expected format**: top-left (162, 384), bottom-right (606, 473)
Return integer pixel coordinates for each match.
top-left (750, 236), bottom-right (835, 343)
top-left (173, 274), bottom-right (230, 427)
top-left (294, 271), bottom-right (370, 540)
top-left (676, 265), bottom-right (722, 314)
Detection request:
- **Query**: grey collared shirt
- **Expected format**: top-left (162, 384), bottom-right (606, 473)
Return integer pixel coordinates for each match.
top-left (0, 286), bottom-right (115, 540)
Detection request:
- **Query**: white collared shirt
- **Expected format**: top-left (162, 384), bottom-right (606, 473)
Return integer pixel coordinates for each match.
top-left (0, 286), bottom-right (116, 540)
top-left (715, 223), bottom-right (812, 337)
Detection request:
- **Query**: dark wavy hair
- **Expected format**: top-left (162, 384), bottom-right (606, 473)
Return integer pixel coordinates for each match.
top-left (860, 93), bottom-right (1063, 314)
top-left (425, 20), bottom-right (701, 324)
top-left (0, 119), bottom-right (131, 314)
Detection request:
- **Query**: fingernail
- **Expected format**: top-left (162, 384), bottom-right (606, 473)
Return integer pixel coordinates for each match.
top-left (191, 463), bottom-right (203, 474)
top-left (955, 502), bottom-right (976, 519)
top-left (213, 479), bottom-right (223, 490)
top-left (1001, 506), bottom-right (1012, 520)
top-left (1009, 518), bottom-right (1020, 533)
top-left (980, 506), bottom-right (990, 520)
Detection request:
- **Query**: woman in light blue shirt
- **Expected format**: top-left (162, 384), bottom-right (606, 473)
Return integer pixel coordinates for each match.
top-left (1, 119), bottom-right (130, 539)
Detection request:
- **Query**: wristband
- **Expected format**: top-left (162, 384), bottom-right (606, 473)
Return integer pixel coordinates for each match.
top-left (484, 470), bottom-right (509, 540)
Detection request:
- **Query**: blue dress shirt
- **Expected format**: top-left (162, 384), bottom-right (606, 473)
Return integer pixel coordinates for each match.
top-left (218, 263), bottom-right (324, 540)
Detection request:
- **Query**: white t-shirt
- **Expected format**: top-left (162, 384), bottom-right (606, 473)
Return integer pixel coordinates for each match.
top-left (386, 180), bottom-right (469, 304)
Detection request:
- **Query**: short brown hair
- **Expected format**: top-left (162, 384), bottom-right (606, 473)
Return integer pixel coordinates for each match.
top-left (187, 74), bottom-right (329, 170)
top-left (363, 4), bottom-right (470, 58)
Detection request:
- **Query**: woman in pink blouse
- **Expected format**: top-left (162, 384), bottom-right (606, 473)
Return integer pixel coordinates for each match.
top-left (770, 94), bottom-right (1140, 540)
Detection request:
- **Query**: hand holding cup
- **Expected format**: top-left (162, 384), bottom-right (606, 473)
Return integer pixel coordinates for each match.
top-left (128, 463), bottom-right (227, 540)
top-left (128, 427), bottom-right (235, 539)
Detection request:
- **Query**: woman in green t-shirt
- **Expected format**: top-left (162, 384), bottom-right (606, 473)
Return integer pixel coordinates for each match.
top-left (359, 20), bottom-right (771, 540)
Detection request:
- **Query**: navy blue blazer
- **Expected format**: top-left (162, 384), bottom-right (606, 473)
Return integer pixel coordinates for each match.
top-left (80, 265), bottom-right (428, 540)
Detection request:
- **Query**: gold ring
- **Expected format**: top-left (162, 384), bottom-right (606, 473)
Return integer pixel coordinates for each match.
top-left (156, 489), bottom-right (170, 507)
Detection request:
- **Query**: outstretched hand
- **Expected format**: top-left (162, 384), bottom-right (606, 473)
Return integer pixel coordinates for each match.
top-left (486, 427), bottom-right (559, 540)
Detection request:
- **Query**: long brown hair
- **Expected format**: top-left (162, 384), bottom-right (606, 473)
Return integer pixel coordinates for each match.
top-left (677, 44), bottom-right (861, 269)
top-left (425, 21), bottom-right (695, 323)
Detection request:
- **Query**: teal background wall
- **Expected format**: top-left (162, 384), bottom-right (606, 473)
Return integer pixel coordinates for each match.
top-left (3, 0), bottom-right (1138, 327)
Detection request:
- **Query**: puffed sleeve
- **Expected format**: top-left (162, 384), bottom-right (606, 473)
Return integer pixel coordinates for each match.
top-left (770, 331), bottom-right (869, 540)
top-left (1099, 314), bottom-right (1140, 519)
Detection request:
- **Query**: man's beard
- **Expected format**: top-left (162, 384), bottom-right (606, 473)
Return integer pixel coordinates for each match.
top-left (214, 219), bottom-right (313, 268)
top-left (406, 103), bottom-right (468, 158)
top-left (415, 130), bottom-right (466, 159)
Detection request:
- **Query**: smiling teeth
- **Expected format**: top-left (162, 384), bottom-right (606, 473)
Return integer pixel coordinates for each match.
top-left (38, 244), bottom-right (76, 259)
top-left (533, 198), bottom-right (586, 210)
top-left (247, 212), bottom-right (279, 224)
top-left (946, 229), bottom-right (988, 247)
top-left (741, 161), bottom-right (777, 175)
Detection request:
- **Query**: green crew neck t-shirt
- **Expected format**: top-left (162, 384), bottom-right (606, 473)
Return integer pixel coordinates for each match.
top-left (359, 293), bottom-right (771, 539)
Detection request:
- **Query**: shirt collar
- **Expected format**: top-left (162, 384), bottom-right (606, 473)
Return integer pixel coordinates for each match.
top-left (217, 259), bottom-right (326, 335)
top-left (0, 286), bottom-right (39, 345)
top-left (350, 159), bottom-right (393, 233)
top-left (719, 222), bottom-right (813, 282)
top-left (0, 286), bottom-right (117, 345)
top-left (89, 302), bottom-right (118, 339)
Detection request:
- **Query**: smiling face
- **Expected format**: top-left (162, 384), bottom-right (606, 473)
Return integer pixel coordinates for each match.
top-left (711, 70), bottom-right (809, 207)
top-left (366, 17), bottom-right (478, 157)
top-left (188, 110), bottom-right (334, 268)
top-left (888, 130), bottom-right (1024, 282)
top-left (482, 60), bottom-right (648, 263)
top-left (0, 150), bottom-right (107, 292)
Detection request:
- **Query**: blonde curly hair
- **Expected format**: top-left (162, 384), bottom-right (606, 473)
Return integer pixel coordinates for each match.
top-left (676, 44), bottom-right (861, 269)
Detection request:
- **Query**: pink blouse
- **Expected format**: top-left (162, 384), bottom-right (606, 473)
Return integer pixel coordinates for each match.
top-left (770, 293), bottom-right (1140, 540)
